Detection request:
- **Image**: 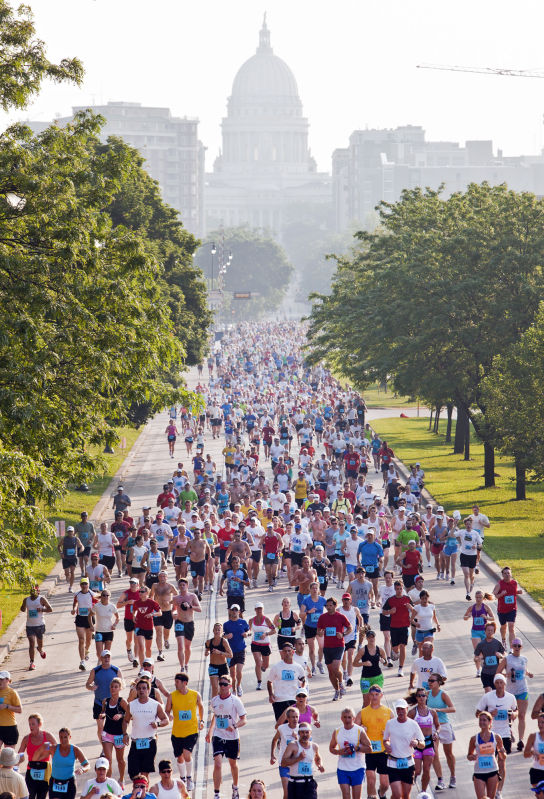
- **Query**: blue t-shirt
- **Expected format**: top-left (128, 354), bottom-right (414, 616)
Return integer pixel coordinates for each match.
top-left (300, 595), bottom-right (327, 628)
top-left (225, 568), bottom-right (248, 596)
top-left (357, 540), bottom-right (384, 566)
top-left (223, 618), bottom-right (250, 653)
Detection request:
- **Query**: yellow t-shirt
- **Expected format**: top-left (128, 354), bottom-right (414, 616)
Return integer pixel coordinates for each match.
top-left (222, 447), bottom-right (235, 465)
top-left (171, 689), bottom-right (199, 737)
top-left (0, 687), bottom-right (21, 727)
top-left (359, 704), bottom-right (394, 753)
top-left (294, 479), bottom-right (308, 500)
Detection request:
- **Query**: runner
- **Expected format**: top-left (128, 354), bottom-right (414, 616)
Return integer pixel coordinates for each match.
top-left (497, 637), bottom-right (533, 750)
top-left (223, 605), bottom-right (250, 696)
top-left (18, 713), bottom-right (56, 799)
top-left (467, 711), bottom-right (505, 799)
top-left (493, 565), bottom-right (523, 650)
top-left (406, 688), bottom-right (441, 791)
top-left (81, 756), bottom-right (123, 798)
top-left (150, 571), bottom-right (178, 661)
top-left (97, 676), bottom-right (127, 784)
top-left (270, 705), bottom-right (299, 799)
top-left (381, 581), bottom-right (413, 678)
top-left (267, 643), bottom-right (305, 721)
top-left (427, 674), bottom-right (457, 789)
top-left (353, 631), bottom-right (387, 705)
top-left (220, 555), bottom-right (250, 614)
top-left (172, 578), bottom-right (202, 670)
top-left (205, 675), bottom-right (246, 799)
top-left (383, 699), bottom-right (425, 799)
top-left (274, 598), bottom-right (301, 653)
top-left (281, 722), bottom-right (325, 798)
top-left (355, 685), bottom-right (393, 799)
top-left (117, 578), bottom-right (141, 668)
top-left (34, 728), bottom-right (89, 799)
top-left (339, 593), bottom-right (363, 689)
top-left (72, 577), bottom-right (97, 671)
top-left (75, 512), bottom-right (95, 578)
top-left (329, 707), bottom-right (370, 799)
top-left (59, 527), bottom-right (84, 593)
top-left (299, 582), bottom-right (326, 674)
top-left (463, 591), bottom-right (496, 669)
top-left (458, 518), bottom-right (483, 601)
top-left (122, 679), bottom-right (169, 780)
top-left (87, 552), bottom-right (111, 592)
top-left (149, 759), bottom-right (188, 799)
top-left (165, 673), bottom-right (204, 791)
top-left (523, 712), bottom-right (544, 790)
top-left (205, 623), bottom-right (233, 698)
top-left (21, 586), bottom-right (52, 671)
top-left (316, 597), bottom-right (352, 701)
top-left (133, 586), bottom-right (161, 666)
top-left (93, 590), bottom-right (119, 658)
top-left (474, 623), bottom-right (506, 693)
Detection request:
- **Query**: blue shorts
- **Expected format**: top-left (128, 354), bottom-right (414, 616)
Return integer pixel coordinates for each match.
top-left (415, 629), bottom-right (434, 643)
top-left (346, 564), bottom-right (357, 574)
top-left (471, 629), bottom-right (486, 640)
top-left (279, 765), bottom-right (289, 778)
top-left (514, 691), bottom-right (529, 701)
top-left (444, 546), bottom-right (458, 556)
top-left (337, 767), bottom-right (365, 786)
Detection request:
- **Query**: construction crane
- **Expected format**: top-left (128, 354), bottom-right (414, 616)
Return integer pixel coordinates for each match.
top-left (417, 63), bottom-right (544, 78)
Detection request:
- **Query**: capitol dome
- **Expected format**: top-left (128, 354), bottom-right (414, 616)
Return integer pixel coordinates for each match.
top-left (229, 16), bottom-right (302, 111)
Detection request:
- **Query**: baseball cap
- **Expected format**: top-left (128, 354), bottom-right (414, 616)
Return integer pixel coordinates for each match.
top-left (254, 601), bottom-right (264, 609)
top-left (117, 486), bottom-right (124, 491)
top-left (315, 545), bottom-right (324, 550)
top-left (342, 593), bottom-right (351, 599)
top-left (143, 505), bottom-right (151, 510)
top-left (95, 758), bottom-right (109, 770)
top-left (512, 638), bottom-right (522, 646)
top-left (80, 577), bottom-right (89, 584)
top-left (129, 577), bottom-right (139, 583)
top-left (139, 670), bottom-right (152, 679)
top-left (267, 523), bottom-right (273, 528)
top-left (296, 687), bottom-right (309, 697)
top-left (143, 656), bottom-right (154, 665)
top-left (0, 671), bottom-right (11, 680)
top-left (394, 698), bottom-right (409, 709)
top-left (66, 525), bottom-right (74, 532)
top-left (294, 523), bottom-right (301, 530)
top-left (230, 604), bottom-right (240, 611)
top-left (437, 506), bottom-right (444, 512)
top-left (493, 673), bottom-right (506, 682)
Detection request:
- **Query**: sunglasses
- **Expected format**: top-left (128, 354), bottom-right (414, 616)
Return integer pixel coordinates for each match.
top-left (369, 688), bottom-right (382, 693)
top-left (427, 679), bottom-right (437, 683)
top-left (139, 589), bottom-right (147, 593)
top-left (219, 682), bottom-right (230, 687)
top-left (512, 644), bottom-right (522, 648)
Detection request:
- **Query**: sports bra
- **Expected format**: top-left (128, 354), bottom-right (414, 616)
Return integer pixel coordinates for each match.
top-left (414, 707), bottom-right (434, 728)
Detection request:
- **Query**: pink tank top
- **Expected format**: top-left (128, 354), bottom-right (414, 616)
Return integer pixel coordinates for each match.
top-left (27, 731), bottom-right (49, 761)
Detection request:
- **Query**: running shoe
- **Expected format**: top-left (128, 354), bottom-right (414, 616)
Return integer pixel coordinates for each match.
top-left (476, 669), bottom-right (481, 677)
top-left (84, 651), bottom-right (90, 660)
top-left (332, 690), bottom-right (340, 701)
top-left (79, 660), bottom-right (86, 671)
top-left (232, 787), bottom-right (239, 799)
top-left (185, 777), bottom-right (193, 791)
top-left (236, 687), bottom-right (243, 697)
top-left (517, 740), bottom-right (524, 751)
top-left (256, 681), bottom-right (262, 690)
top-left (466, 594), bottom-right (471, 601)
top-left (397, 668), bottom-right (404, 677)
top-left (387, 660), bottom-right (394, 668)
top-left (29, 663), bottom-right (35, 671)
top-left (411, 643), bottom-right (418, 656)
top-left (435, 779), bottom-right (445, 791)
top-left (450, 580), bottom-right (455, 585)
top-left (346, 678), bottom-right (353, 687)
top-left (132, 659), bottom-right (139, 668)
top-left (164, 640), bottom-right (170, 649)
top-left (268, 585), bottom-right (273, 592)
top-left (39, 650), bottom-right (46, 659)
top-left (340, 686), bottom-right (346, 697)
top-left (311, 666), bottom-right (316, 675)
top-left (495, 791), bottom-right (501, 799)
top-left (317, 661), bottom-right (324, 674)
top-left (475, 567), bottom-right (480, 574)
top-left (157, 652), bottom-right (165, 662)
top-left (448, 777), bottom-right (456, 788)
top-left (391, 650), bottom-right (399, 661)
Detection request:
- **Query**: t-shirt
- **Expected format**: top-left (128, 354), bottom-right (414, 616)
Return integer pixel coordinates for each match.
top-left (94, 602), bottom-right (118, 633)
top-left (133, 598), bottom-right (160, 631)
top-left (383, 595), bottom-right (413, 628)
top-left (357, 541), bottom-right (384, 567)
top-left (384, 717), bottom-right (424, 760)
top-left (317, 611), bottom-right (350, 648)
top-left (410, 656), bottom-right (447, 689)
top-left (223, 619), bottom-right (250, 653)
top-left (474, 638), bottom-right (505, 674)
top-left (397, 529), bottom-right (418, 550)
top-left (83, 777), bottom-right (123, 796)
top-left (359, 705), bottom-right (394, 753)
top-left (0, 687), bottom-right (21, 726)
top-left (344, 537), bottom-right (361, 566)
top-left (211, 693), bottom-right (246, 740)
top-left (224, 568), bottom-right (248, 597)
top-left (289, 531), bottom-right (312, 554)
top-left (300, 595), bottom-right (327, 627)
top-left (458, 530), bottom-right (483, 555)
top-left (0, 770), bottom-right (28, 799)
top-left (268, 660), bottom-right (306, 701)
top-left (217, 528), bottom-right (234, 550)
top-left (476, 690), bottom-right (517, 738)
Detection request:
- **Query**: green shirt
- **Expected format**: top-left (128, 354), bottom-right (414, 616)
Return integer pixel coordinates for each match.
top-left (397, 528), bottom-right (418, 551)
top-left (180, 488), bottom-right (198, 505)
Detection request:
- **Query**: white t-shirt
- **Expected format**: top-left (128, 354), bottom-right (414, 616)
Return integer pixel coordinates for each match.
top-left (130, 698), bottom-right (160, 739)
top-left (83, 777), bottom-right (123, 797)
top-left (476, 690), bottom-right (517, 738)
top-left (94, 602), bottom-right (117, 633)
top-left (410, 656), bottom-right (447, 689)
top-left (344, 537), bottom-right (361, 566)
top-left (457, 529), bottom-right (483, 555)
top-left (384, 717), bottom-right (424, 761)
top-left (289, 531), bottom-right (312, 554)
top-left (270, 491), bottom-right (287, 511)
top-left (211, 693), bottom-right (246, 740)
top-left (469, 513), bottom-right (490, 536)
top-left (268, 660), bottom-right (306, 701)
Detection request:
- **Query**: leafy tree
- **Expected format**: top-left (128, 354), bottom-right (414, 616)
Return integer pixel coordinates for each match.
top-left (194, 227), bottom-right (293, 321)
top-left (482, 305), bottom-right (544, 499)
top-left (307, 183), bottom-right (544, 489)
top-left (0, 0), bottom-right (83, 111)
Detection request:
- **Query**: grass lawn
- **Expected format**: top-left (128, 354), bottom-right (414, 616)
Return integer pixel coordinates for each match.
top-left (0, 426), bottom-right (142, 631)
top-left (372, 417), bottom-right (544, 608)
top-left (362, 384), bottom-right (417, 408)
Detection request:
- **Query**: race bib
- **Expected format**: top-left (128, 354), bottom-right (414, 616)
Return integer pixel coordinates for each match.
top-left (66, 548), bottom-right (76, 556)
top-left (78, 607), bottom-right (89, 616)
top-left (280, 627), bottom-right (292, 636)
top-left (254, 631), bottom-right (264, 641)
top-left (90, 581), bottom-right (100, 591)
top-left (515, 669), bottom-right (524, 680)
top-left (216, 717), bottom-right (229, 730)
top-left (496, 709), bottom-right (508, 720)
top-left (396, 757), bottom-right (409, 769)
top-left (28, 609), bottom-right (38, 618)
top-left (484, 655), bottom-right (497, 667)
top-left (478, 756), bottom-right (494, 769)
top-left (325, 627), bottom-right (337, 637)
top-left (537, 742), bottom-right (544, 754)
top-left (30, 768), bottom-right (46, 781)
top-left (371, 740), bottom-right (382, 753)
top-left (267, 553), bottom-right (276, 560)
top-left (298, 761), bottom-right (312, 775)
top-left (473, 616), bottom-right (485, 627)
top-left (504, 595), bottom-right (515, 605)
top-left (318, 576), bottom-right (325, 584)
top-left (310, 613), bottom-right (320, 625)
top-left (179, 710), bottom-right (192, 720)
top-left (293, 544), bottom-right (302, 553)
top-left (53, 783), bottom-right (68, 794)
top-left (114, 735), bottom-right (124, 747)
top-left (422, 680), bottom-right (429, 690)
top-left (228, 579), bottom-right (240, 592)
top-left (366, 565), bottom-right (375, 574)
top-left (208, 667), bottom-right (218, 676)
top-left (281, 670), bottom-right (294, 681)
top-left (135, 738), bottom-right (150, 749)
top-left (360, 679), bottom-right (370, 692)
top-left (357, 599), bottom-right (368, 610)
top-left (175, 622), bottom-right (185, 632)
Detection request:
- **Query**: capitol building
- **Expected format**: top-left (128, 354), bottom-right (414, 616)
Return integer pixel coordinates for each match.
top-left (203, 16), bottom-right (331, 237)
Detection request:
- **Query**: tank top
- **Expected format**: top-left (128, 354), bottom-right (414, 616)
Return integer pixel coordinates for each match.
top-left (148, 553), bottom-right (162, 574)
top-left (350, 579), bottom-right (371, 613)
top-left (278, 611), bottom-right (297, 639)
top-left (26, 732), bottom-right (48, 762)
top-left (471, 604), bottom-right (488, 631)
top-left (75, 590), bottom-right (93, 616)
top-left (129, 698), bottom-right (159, 739)
top-left (206, 638), bottom-right (228, 661)
top-left (414, 707), bottom-right (433, 728)
top-left (157, 783), bottom-right (181, 799)
top-left (532, 731), bottom-right (544, 769)
top-left (251, 619), bottom-right (271, 646)
top-left (171, 689), bottom-right (198, 737)
top-left (132, 546), bottom-right (146, 567)
top-left (474, 732), bottom-right (498, 774)
top-left (103, 699), bottom-right (125, 735)
top-left (335, 725), bottom-right (365, 771)
top-left (497, 579), bottom-right (518, 614)
top-left (62, 536), bottom-right (78, 558)
top-left (277, 722), bottom-right (299, 761)
top-left (361, 646), bottom-right (382, 678)
top-left (298, 707), bottom-right (313, 725)
top-left (87, 565), bottom-right (105, 592)
top-left (25, 597), bottom-right (43, 628)
top-left (433, 524), bottom-right (446, 545)
top-left (342, 606), bottom-right (357, 644)
top-left (505, 653), bottom-right (528, 694)
top-left (427, 690), bottom-right (449, 724)
top-left (97, 532), bottom-right (114, 557)
top-left (51, 746), bottom-right (76, 780)
top-left (123, 589), bottom-right (140, 620)
top-left (288, 743), bottom-right (314, 778)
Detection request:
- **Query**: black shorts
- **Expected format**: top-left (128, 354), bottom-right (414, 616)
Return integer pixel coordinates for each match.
top-left (251, 550), bottom-right (262, 563)
top-left (304, 624), bottom-right (317, 639)
top-left (388, 765), bottom-right (415, 785)
top-left (345, 639), bottom-right (356, 650)
top-left (145, 574), bottom-right (160, 588)
top-left (75, 615), bottom-right (91, 629)
top-left (278, 635), bottom-right (297, 651)
top-left (473, 771), bottom-right (499, 783)
top-left (94, 631), bottom-right (113, 643)
top-left (335, 554), bottom-right (345, 563)
top-left (366, 752), bottom-right (388, 774)
top-left (529, 767), bottom-right (544, 785)
top-left (480, 671), bottom-right (497, 690)
top-left (379, 614), bottom-right (391, 632)
top-left (131, 567), bottom-right (145, 575)
top-left (26, 624), bottom-right (45, 639)
top-left (49, 777), bottom-right (76, 799)
top-left (324, 646), bottom-right (344, 665)
top-left (209, 663), bottom-right (229, 678)
top-left (124, 618), bottom-right (135, 632)
top-left (0, 725), bottom-right (19, 746)
top-left (190, 560), bottom-right (206, 577)
top-left (171, 733), bottom-right (198, 757)
top-left (82, 546), bottom-right (91, 558)
top-left (154, 610), bottom-right (173, 629)
top-left (175, 620), bottom-right (195, 640)
top-left (92, 701), bottom-right (103, 720)
top-left (290, 552), bottom-right (304, 567)
top-left (219, 549), bottom-right (228, 564)
top-left (99, 555), bottom-right (116, 570)
top-left (62, 557), bottom-right (77, 569)
top-left (212, 735), bottom-right (240, 760)
top-left (227, 595), bottom-right (245, 613)
top-left (114, 544), bottom-right (122, 552)
top-left (272, 700), bottom-right (296, 721)
top-left (26, 762), bottom-right (49, 796)
top-left (498, 610), bottom-right (517, 625)
top-left (136, 627), bottom-right (154, 640)
top-left (391, 627), bottom-right (409, 648)
top-left (229, 650), bottom-right (246, 666)
top-left (503, 736), bottom-right (512, 755)
top-left (128, 737), bottom-right (157, 778)
top-left (402, 573), bottom-right (417, 589)
top-left (460, 553), bottom-right (477, 569)
top-left (251, 643), bottom-right (271, 657)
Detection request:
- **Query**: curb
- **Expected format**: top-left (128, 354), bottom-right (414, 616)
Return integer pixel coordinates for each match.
top-left (0, 425), bottom-right (149, 666)
top-left (390, 444), bottom-right (544, 630)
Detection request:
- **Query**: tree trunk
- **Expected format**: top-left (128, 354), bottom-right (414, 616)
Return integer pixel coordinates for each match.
top-left (433, 405), bottom-right (441, 433)
top-left (428, 408), bottom-right (434, 430)
top-left (453, 406), bottom-right (465, 453)
top-left (445, 403), bottom-right (453, 443)
top-left (483, 440), bottom-right (495, 486)
top-left (463, 412), bottom-right (470, 461)
top-left (515, 454), bottom-right (526, 500)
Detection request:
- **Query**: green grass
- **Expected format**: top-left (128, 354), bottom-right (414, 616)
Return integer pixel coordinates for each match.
top-left (372, 417), bottom-right (544, 608)
top-left (0, 426), bottom-right (142, 630)
top-left (362, 383), bottom-right (417, 408)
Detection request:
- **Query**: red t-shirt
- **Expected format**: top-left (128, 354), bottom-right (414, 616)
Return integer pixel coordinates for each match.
top-left (317, 611), bottom-right (350, 648)
top-left (383, 595), bottom-right (413, 628)
top-left (123, 589), bottom-right (140, 620)
top-left (402, 550), bottom-right (421, 576)
top-left (133, 598), bottom-right (160, 630)
top-left (263, 534), bottom-right (281, 555)
top-left (344, 490), bottom-right (356, 508)
top-left (217, 527), bottom-right (234, 551)
top-left (344, 453), bottom-right (360, 471)
top-left (262, 426), bottom-right (275, 443)
top-left (379, 447), bottom-right (394, 465)
top-left (497, 579), bottom-right (518, 614)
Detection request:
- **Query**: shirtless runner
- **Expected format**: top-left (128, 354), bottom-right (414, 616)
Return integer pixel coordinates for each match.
top-left (186, 529), bottom-right (211, 600)
top-left (172, 578), bottom-right (202, 670)
top-left (173, 525), bottom-right (190, 581)
top-left (224, 528), bottom-right (252, 571)
top-left (150, 571), bottom-right (178, 661)
top-left (291, 555), bottom-right (318, 609)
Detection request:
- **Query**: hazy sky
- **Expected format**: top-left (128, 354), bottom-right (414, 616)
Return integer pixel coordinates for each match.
top-left (4, 0), bottom-right (544, 171)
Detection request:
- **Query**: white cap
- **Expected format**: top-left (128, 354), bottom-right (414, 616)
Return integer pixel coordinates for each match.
top-left (437, 506), bottom-right (444, 512)
top-left (493, 673), bottom-right (506, 682)
top-left (0, 671), bottom-right (11, 680)
top-left (296, 687), bottom-right (309, 697)
top-left (394, 698), bottom-right (409, 709)
top-left (254, 601), bottom-right (264, 609)
top-left (142, 657), bottom-right (154, 665)
top-left (139, 670), bottom-right (153, 679)
top-left (95, 758), bottom-right (109, 770)
top-left (66, 525), bottom-right (75, 532)
top-left (452, 510), bottom-right (461, 520)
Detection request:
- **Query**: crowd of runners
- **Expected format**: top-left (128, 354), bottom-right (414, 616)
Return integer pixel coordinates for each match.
top-left (2, 321), bottom-right (543, 799)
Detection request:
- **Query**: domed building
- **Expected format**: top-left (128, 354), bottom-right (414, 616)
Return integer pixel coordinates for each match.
top-left (204, 16), bottom-right (331, 236)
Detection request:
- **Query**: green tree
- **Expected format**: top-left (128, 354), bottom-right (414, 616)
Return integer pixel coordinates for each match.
top-left (482, 304), bottom-right (544, 499)
top-left (307, 183), bottom-right (544, 489)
